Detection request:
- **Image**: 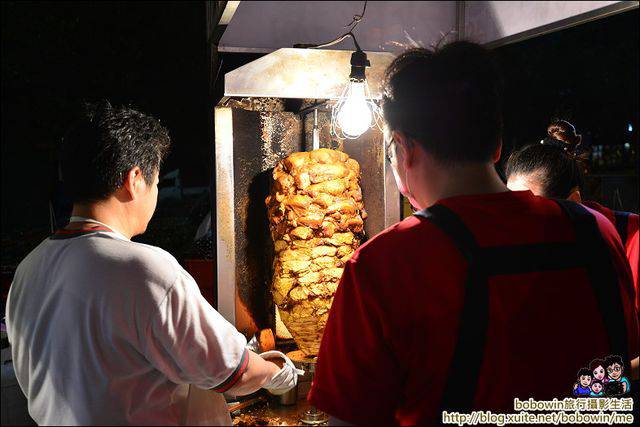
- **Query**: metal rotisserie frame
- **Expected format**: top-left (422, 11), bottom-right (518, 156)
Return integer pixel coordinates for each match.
top-left (215, 48), bottom-right (400, 339)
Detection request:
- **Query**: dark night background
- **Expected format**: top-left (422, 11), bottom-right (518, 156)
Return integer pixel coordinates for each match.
top-left (2, 2), bottom-right (638, 270)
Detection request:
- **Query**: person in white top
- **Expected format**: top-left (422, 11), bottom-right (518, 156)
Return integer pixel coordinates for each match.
top-left (5, 101), bottom-right (301, 426)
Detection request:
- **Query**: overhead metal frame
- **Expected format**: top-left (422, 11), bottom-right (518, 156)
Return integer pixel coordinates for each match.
top-left (214, 1), bottom-right (638, 53)
top-left (483, 1), bottom-right (639, 48)
top-left (223, 48), bottom-right (395, 100)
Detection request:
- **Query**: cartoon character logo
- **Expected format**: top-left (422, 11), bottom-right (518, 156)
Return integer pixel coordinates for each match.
top-left (590, 380), bottom-right (604, 397)
top-left (603, 355), bottom-right (630, 396)
top-left (572, 355), bottom-right (630, 397)
top-left (589, 358), bottom-right (607, 383)
top-left (573, 368), bottom-right (592, 396)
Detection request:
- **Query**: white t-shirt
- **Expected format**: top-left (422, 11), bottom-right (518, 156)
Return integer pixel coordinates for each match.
top-left (6, 228), bottom-right (248, 426)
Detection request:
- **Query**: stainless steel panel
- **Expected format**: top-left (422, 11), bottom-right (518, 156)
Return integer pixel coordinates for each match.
top-left (224, 48), bottom-right (395, 100)
top-left (219, 1), bottom-right (457, 54)
top-left (465, 1), bottom-right (637, 47)
top-left (215, 106), bottom-right (303, 334)
top-left (215, 107), bottom-right (236, 324)
top-left (341, 128), bottom-right (390, 240)
top-left (217, 1), bottom-right (636, 53)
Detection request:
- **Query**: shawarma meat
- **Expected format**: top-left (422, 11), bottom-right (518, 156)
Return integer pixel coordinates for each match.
top-left (265, 148), bottom-right (366, 355)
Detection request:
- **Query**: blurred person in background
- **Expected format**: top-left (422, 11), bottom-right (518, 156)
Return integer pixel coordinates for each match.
top-left (505, 121), bottom-right (639, 312)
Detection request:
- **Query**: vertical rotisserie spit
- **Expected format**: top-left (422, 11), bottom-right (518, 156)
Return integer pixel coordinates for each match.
top-left (265, 148), bottom-right (366, 355)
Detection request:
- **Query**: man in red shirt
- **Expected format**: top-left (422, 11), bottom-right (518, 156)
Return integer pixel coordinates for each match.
top-left (308, 42), bottom-right (638, 425)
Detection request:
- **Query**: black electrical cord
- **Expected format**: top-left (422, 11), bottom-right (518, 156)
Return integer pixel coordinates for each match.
top-left (313, 31), bottom-right (362, 51)
top-left (343, 1), bottom-right (367, 32)
top-left (293, 1), bottom-right (367, 52)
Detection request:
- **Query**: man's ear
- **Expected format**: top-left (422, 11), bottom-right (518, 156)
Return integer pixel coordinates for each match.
top-left (123, 167), bottom-right (144, 199)
top-left (393, 131), bottom-right (415, 167)
top-left (567, 188), bottom-right (582, 203)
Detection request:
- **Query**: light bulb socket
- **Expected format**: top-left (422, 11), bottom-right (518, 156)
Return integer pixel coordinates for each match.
top-left (349, 50), bottom-right (370, 81)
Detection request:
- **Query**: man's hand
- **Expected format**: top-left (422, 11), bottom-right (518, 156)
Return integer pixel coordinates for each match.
top-left (259, 351), bottom-right (305, 395)
top-left (223, 351), bottom-right (280, 397)
top-left (223, 350), bottom-right (303, 397)
top-left (262, 355), bottom-right (285, 369)
top-left (246, 329), bottom-right (276, 353)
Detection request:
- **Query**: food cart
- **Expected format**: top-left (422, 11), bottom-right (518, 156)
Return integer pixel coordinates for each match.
top-left (207, 1), bottom-right (638, 424)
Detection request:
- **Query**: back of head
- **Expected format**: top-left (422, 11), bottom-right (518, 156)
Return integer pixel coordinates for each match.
top-left (60, 101), bottom-right (170, 203)
top-left (382, 41), bottom-right (503, 163)
top-left (505, 143), bottom-right (585, 199)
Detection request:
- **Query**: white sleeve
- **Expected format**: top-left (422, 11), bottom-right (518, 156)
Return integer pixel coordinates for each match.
top-left (142, 269), bottom-right (248, 391)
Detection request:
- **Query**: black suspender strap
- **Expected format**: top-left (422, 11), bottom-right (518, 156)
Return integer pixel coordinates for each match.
top-left (613, 211), bottom-right (630, 247)
top-left (419, 205), bottom-right (489, 413)
top-left (554, 200), bottom-right (629, 365)
top-left (415, 200), bottom-right (629, 416)
top-left (478, 242), bottom-right (584, 275)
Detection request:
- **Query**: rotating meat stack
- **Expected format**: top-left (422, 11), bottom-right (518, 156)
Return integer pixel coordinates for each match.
top-left (266, 149), bottom-right (367, 355)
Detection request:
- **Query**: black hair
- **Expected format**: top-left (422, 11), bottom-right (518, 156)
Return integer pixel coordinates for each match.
top-left (577, 368), bottom-right (592, 378)
top-left (542, 119), bottom-right (590, 160)
top-left (504, 143), bottom-right (585, 198)
top-left (591, 380), bottom-right (603, 387)
top-left (590, 358), bottom-right (606, 372)
top-left (547, 120), bottom-right (582, 147)
top-left (60, 101), bottom-right (170, 203)
top-left (604, 355), bottom-right (624, 369)
top-left (382, 41), bottom-right (503, 163)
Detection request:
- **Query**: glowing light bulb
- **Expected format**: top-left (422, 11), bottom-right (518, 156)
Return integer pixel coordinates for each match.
top-left (336, 81), bottom-right (372, 138)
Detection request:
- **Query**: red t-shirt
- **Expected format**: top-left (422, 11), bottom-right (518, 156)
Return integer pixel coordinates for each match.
top-left (308, 191), bottom-right (638, 425)
top-left (583, 201), bottom-right (639, 311)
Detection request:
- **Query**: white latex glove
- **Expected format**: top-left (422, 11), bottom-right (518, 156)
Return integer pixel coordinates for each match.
top-left (260, 350), bottom-right (305, 395)
top-left (246, 334), bottom-right (260, 353)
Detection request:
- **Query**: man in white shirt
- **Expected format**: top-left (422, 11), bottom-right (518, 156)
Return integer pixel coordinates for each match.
top-left (5, 101), bottom-right (301, 425)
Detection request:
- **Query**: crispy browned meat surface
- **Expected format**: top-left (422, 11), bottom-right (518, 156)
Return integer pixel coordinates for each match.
top-left (265, 148), bottom-right (366, 355)
top-left (233, 414), bottom-right (291, 426)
